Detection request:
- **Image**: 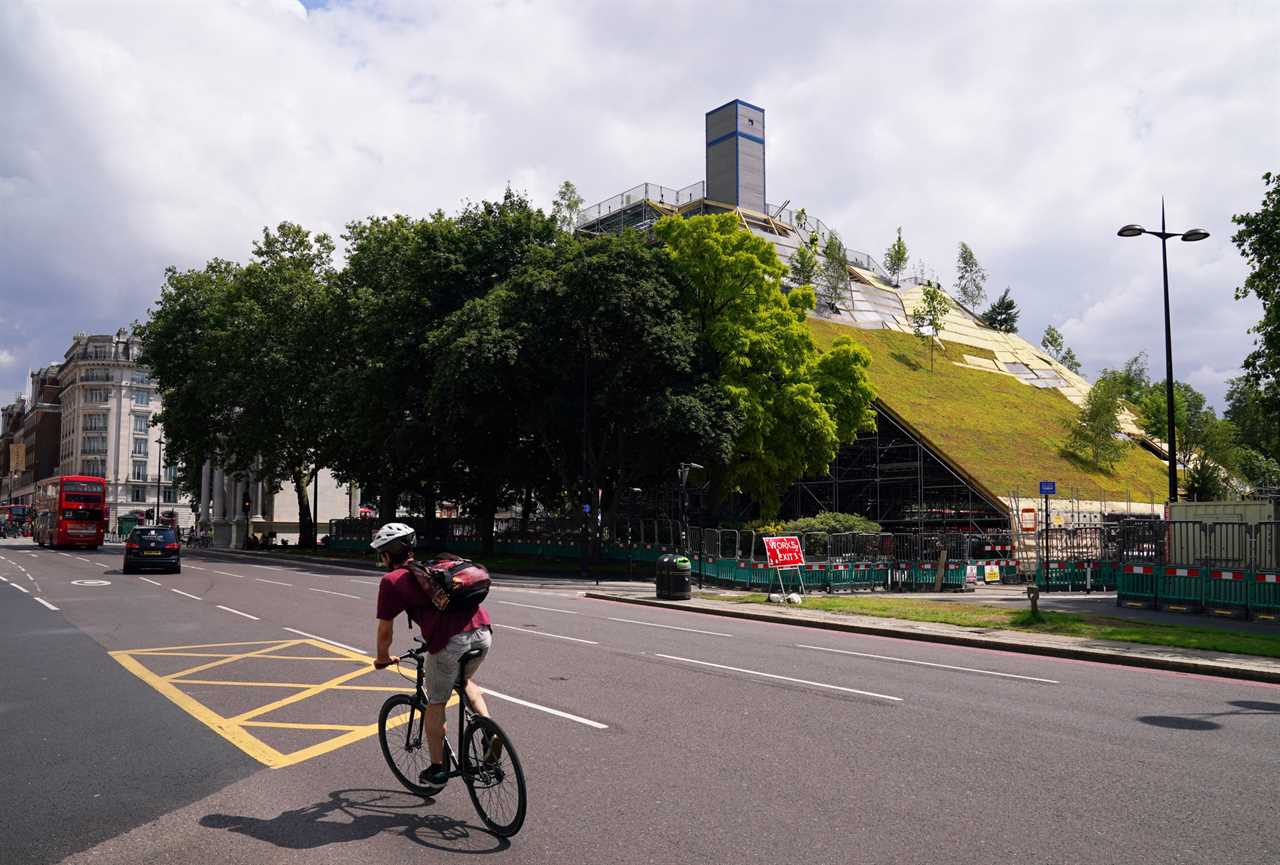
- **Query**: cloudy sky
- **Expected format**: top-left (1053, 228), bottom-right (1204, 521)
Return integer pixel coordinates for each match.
top-left (1, 0), bottom-right (1276, 411)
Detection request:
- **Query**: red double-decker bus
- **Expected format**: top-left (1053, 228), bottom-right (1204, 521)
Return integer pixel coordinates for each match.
top-left (33, 475), bottom-right (108, 549)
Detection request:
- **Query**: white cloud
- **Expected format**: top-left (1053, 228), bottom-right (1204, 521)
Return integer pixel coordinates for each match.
top-left (0, 0), bottom-right (1276, 411)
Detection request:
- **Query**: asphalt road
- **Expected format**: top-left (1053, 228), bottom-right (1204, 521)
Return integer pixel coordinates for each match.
top-left (2, 538), bottom-right (1278, 865)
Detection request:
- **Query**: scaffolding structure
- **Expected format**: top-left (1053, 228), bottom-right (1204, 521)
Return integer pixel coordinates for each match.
top-left (786, 403), bottom-right (1008, 532)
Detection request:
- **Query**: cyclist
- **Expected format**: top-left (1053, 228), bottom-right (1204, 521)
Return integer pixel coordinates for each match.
top-left (371, 522), bottom-right (493, 789)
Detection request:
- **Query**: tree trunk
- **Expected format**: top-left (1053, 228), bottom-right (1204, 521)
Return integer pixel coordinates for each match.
top-left (292, 469), bottom-right (315, 548)
top-left (519, 487), bottom-right (533, 536)
top-left (476, 486), bottom-right (497, 555)
top-left (378, 479), bottom-right (399, 524)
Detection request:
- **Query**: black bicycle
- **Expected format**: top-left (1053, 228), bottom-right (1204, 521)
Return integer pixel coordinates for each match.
top-left (377, 638), bottom-right (527, 837)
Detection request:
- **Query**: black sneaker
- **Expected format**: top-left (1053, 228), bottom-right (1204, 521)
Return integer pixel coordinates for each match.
top-left (418, 763), bottom-right (449, 788)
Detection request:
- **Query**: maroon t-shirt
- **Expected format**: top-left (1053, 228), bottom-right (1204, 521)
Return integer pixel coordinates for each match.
top-left (376, 565), bottom-right (491, 654)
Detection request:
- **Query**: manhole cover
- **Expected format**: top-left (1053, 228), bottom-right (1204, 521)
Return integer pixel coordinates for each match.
top-left (71, 579), bottom-right (111, 587)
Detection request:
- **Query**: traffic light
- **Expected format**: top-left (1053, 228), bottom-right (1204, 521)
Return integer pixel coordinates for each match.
top-left (242, 494), bottom-right (252, 515)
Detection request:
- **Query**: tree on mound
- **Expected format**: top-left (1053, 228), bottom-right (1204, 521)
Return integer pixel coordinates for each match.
top-left (909, 282), bottom-right (950, 371)
top-left (1062, 373), bottom-right (1129, 471)
top-left (884, 227), bottom-right (909, 287)
top-left (955, 242), bottom-right (988, 310)
top-left (980, 287), bottom-right (1020, 333)
top-left (655, 213), bottom-right (877, 516)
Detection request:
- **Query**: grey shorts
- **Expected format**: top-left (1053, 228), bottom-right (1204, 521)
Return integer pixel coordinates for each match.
top-left (425, 627), bottom-right (492, 704)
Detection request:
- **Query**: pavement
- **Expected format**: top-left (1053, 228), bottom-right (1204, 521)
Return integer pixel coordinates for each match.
top-left (4, 537), bottom-right (1280, 865)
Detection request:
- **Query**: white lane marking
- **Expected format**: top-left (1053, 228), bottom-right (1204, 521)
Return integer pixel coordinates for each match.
top-left (350, 578), bottom-right (379, 585)
top-left (0, 575), bottom-right (7, 582)
top-left (171, 589), bottom-right (203, 601)
top-left (479, 687), bottom-right (608, 730)
top-left (796, 644), bottom-right (1061, 684)
top-left (282, 627), bottom-right (365, 655)
top-left (28, 553), bottom-right (38, 557)
top-left (654, 654), bottom-right (903, 702)
top-left (217, 604), bottom-right (260, 621)
top-left (186, 565), bottom-right (207, 571)
top-left (11, 583), bottom-right (30, 593)
top-left (256, 578), bottom-right (293, 587)
top-left (251, 564), bottom-right (286, 571)
top-left (495, 600), bottom-right (580, 615)
top-left (75, 556), bottom-right (92, 563)
top-left (95, 562), bottom-right (109, 567)
top-left (608, 617), bottom-right (733, 638)
top-left (35, 597), bottom-right (60, 611)
top-left (491, 623), bottom-right (599, 645)
top-left (214, 570), bottom-right (245, 578)
top-left (138, 577), bottom-right (163, 586)
top-left (309, 587), bottom-right (361, 599)
top-left (59, 552), bottom-right (73, 557)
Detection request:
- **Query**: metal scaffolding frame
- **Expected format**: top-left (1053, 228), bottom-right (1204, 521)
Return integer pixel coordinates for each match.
top-left (785, 403), bottom-right (1008, 532)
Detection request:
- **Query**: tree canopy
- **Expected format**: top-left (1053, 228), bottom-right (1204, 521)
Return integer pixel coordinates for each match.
top-left (1232, 171), bottom-right (1279, 439)
top-left (1040, 324), bottom-right (1081, 373)
top-left (883, 227), bottom-right (909, 287)
top-left (980, 287), bottom-right (1020, 333)
top-left (909, 282), bottom-right (950, 371)
top-left (954, 242), bottom-right (987, 309)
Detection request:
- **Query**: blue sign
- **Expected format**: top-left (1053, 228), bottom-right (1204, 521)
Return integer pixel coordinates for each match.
top-left (582, 503), bottom-right (591, 514)
top-left (1039, 481), bottom-right (1056, 496)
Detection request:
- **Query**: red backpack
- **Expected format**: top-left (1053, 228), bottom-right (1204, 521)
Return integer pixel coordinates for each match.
top-left (408, 558), bottom-right (491, 612)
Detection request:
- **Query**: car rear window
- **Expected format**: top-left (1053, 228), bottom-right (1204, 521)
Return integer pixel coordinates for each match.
top-left (131, 528), bottom-right (176, 542)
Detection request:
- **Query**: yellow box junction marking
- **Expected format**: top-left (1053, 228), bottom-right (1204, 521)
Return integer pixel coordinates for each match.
top-left (109, 638), bottom-right (454, 769)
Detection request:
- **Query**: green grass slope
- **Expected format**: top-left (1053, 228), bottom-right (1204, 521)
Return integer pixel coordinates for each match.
top-left (808, 319), bottom-right (1170, 502)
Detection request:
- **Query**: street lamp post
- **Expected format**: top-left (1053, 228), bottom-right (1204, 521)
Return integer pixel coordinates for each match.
top-left (1117, 201), bottom-right (1209, 505)
top-left (155, 437), bottom-right (165, 525)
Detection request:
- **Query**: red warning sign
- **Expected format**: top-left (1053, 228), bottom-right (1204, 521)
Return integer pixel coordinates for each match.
top-left (762, 536), bottom-right (805, 569)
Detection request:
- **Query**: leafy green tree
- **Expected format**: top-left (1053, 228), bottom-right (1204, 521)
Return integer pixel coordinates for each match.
top-left (818, 232), bottom-right (849, 313)
top-left (788, 241), bottom-right (820, 290)
top-left (883, 227), bottom-right (909, 287)
top-left (1063, 373), bottom-right (1129, 470)
top-left (1139, 380), bottom-right (1242, 498)
top-left (551, 180), bottom-right (584, 234)
top-left (1226, 375), bottom-right (1279, 463)
top-left (1101, 351), bottom-right (1151, 405)
top-left (1040, 325), bottom-right (1082, 373)
top-left (954, 242), bottom-right (987, 309)
top-left (980, 287), bottom-right (1020, 333)
top-left (141, 223), bottom-right (341, 546)
top-left (909, 282), bottom-right (950, 371)
top-left (1232, 171), bottom-right (1280, 432)
top-left (655, 213), bottom-right (877, 515)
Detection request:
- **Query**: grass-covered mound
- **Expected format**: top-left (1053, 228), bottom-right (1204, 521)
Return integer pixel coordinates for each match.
top-left (807, 320), bottom-right (1169, 501)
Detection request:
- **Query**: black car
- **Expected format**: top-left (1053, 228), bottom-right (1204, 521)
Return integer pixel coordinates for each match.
top-left (123, 525), bottom-right (181, 574)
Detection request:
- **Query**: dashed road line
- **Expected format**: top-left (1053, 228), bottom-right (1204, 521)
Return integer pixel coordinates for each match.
top-left (35, 597), bottom-right (59, 611)
top-left (76, 556), bottom-right (92, 563)
top-left (256, 578), bottom-right (293, 587)
top-left (0, 575), bottom-right (8, 582)
top-left (495, 600), bottom-right (580, 615)
top-left (59, 552), bottom-right (73, 557)
top-left (172, 589), bottom-right (203, 601)
top-left (214, 570), bottom-right (245, 578)
top-left (217, 605), bottom-right (260, 621)
top-left (309, 588), bottom-right (361, 600)
top-left (11, 582), bottom-right (30, 593)
top-left (138, 577), bottom-right (163, 587)
top-left (795, 643), bottom-right (1060, 684)
top-left (654, 653), bottom-right (904, 702)
top-left (250, 564), bottom-right (286, 571)
top-left (281, 627), bottom-right (365, 655)
top-left (186, 565), bottom-right (207, 571)
top-left (350, 578), bottom-right (379, 585)
top-left (491, 623), bottom-right (599, 645)
top-left (479, 687), bottom-right (608, 730)
top-left (608, 617), bottom-right (734, 638)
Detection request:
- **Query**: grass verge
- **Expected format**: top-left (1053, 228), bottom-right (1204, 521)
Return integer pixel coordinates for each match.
top-left (713, 593), bottom-right (1280, 659)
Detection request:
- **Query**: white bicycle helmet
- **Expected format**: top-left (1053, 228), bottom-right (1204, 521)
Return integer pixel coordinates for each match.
top-left (371, 522), bottom-right (416, 551)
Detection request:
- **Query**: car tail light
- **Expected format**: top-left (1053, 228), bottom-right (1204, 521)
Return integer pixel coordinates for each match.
top-left (164, 543), bottom-right (179, 550)
top-left (126, 542), bottom-right (140, 550)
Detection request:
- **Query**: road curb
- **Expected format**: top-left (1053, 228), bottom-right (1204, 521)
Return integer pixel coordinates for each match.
top-left (583, 592), bottom-right (1280, 685)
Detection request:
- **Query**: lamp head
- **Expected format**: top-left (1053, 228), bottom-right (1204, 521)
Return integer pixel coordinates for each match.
top-left (1117, 224), bottom-right (1146, 238)
top-left (1180, 228), bottom-right (1209, 242)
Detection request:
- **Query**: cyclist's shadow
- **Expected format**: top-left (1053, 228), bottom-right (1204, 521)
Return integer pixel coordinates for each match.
top-left (200, 788), bottom-right (509, 854)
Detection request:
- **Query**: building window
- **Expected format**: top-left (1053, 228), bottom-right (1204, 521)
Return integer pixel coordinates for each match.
top-left (132, 390), bottom-right (150, 406)
top-left (162, 487), bottom-right (177, 504)
top-left (85, 414), bottom-right (107, 431)
top-left (132, 460), bottom-right (148, 482)
top-left (164, 464), bottom-right (178, 481)
top-left (132, 414), bottom-right (149, 434)
top-left (82, 368), bottom-right (110, 382)
top-left (87, 388), bottom-right (108, 403)
top-left (90, 344), bottom-right (111, 360)
top-left (82, 458), bottom-right (104, 476)
top-left (82, 435), bottom-right (107, 455)
top-left (131, 371), bottom-right (150, 385)
top-left (130, 486), bottom-right (147, 503)
top-left (132, 438), bottom-right (148, 457)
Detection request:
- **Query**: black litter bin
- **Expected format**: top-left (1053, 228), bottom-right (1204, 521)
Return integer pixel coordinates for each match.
top-left (656, 554), bottom-right (693, 600)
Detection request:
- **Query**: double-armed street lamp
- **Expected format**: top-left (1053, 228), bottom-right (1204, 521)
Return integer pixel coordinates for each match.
top-left (677, 462), bottom-right (703, 548)
top-left (155, 436), bottom-right (165, 525)
top-left (1117, 201), bottom-right (1209, 505)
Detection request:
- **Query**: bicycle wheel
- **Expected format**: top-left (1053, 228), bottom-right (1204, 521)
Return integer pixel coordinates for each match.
top-left (461, 715), bottom-right (526, 837)
top-left (378, 694), bottom-right (440, 797)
